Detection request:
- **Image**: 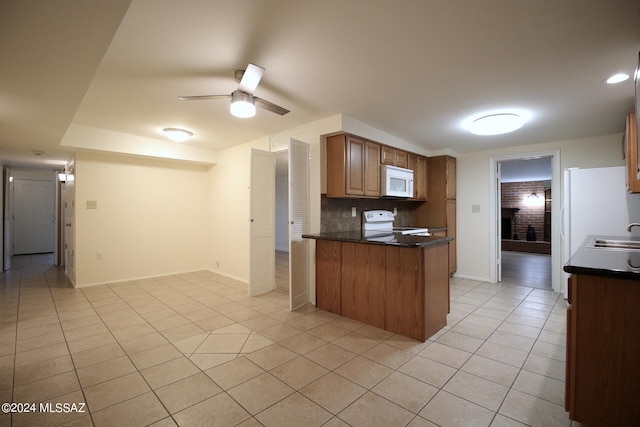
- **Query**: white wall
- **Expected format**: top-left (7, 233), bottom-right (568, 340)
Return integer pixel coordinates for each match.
top-left (74, 151), bottom-right (212, 286)
top-left (456, 133), bottom-right (624, 283)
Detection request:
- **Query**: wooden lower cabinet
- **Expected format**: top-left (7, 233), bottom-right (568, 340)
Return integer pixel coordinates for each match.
top-left (315, 239), bottom-right (449, 341)
top-left (566, 273), bottom-right (640, 425)
top-left (341, 242), bottom-right (386, 329)
top-left (315, 240), bottom-right (341, 314)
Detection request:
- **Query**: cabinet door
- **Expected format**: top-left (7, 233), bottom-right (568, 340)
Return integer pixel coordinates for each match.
top-left (341, 242), bottom-right (385, 328)
top-left (625, 112), bottom-right (640, 193)
top-left (315, 240), bottom-right (342, 314)
top-left (385, 246), bottom-right (424, 340)
top-left (447, 200), bottom-right (456, 274)
top-left (381, 146), bottom-right (395, 165)
top-left (364, 141), bottom-right (381, 197)
top-left (381, 146), bottom-right (409, 168)
top-left (395, 150), bottom-right (408, 168)
top-left (446, 156), bottom-right (457, 199)
top-left (345, 136), bottom-right (365, 196)
top-left (409, 153), bottom-right (427, 200)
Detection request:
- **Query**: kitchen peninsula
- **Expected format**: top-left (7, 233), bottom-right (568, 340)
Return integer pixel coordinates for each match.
top-left (302, 231), bottom-right (452, 341)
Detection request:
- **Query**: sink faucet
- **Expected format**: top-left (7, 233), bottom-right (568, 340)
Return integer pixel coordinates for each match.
top-left (627, 223), bottom-right (640, 232)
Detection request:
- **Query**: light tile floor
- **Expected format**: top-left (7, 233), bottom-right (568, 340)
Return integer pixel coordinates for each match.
top-left (0, 256), bottom-right (582, 426)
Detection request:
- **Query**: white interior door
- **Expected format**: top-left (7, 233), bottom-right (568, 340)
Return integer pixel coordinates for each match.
top-left (288, 139), bottom-right (310, 310)
top-left (63, 176), bottom-right (76, 285)
top-left (250, 149), bottom-right (276, 296)
top-left (13, 179), bottom-right (55, 255)
top-left (3, 169), bottom-right (10, 271)
top-left (496, 162), bottom-right (502, 282)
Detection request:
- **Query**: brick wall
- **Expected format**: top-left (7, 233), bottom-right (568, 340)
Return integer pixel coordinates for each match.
top-left (501, 181), bottom-right (547, 241)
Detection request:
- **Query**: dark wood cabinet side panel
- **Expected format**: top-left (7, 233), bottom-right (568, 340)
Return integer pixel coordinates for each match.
top-left (315, 240), bottom-right (342, 314)
top-left (423, 243), bottom-right (449, 338)
top-left (385, 246), bottom-right (424, 340)
top-left (565, 282), bottom-right (573, 413)
top-left (341, 242), bottom-right (385, 329)
top-left (571, 275), bottom-right (640, 425)
top-left (326, 135), bottom-right (347, 197)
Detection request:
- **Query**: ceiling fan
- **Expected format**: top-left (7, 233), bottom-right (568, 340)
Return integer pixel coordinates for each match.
top-left (178, 63), bottom-right (290, 118)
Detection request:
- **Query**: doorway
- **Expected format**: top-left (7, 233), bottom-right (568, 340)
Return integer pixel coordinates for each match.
top-left (490, 150), bottom-right (562, 293)
top-left (249, 139), bottom-right (310, 310)
top-left (275, 139), bottom-right (311, 310)
top-left (499, 157), bottom-right (552, 289)
top-left (3, 169), bottom-right (60, 272)
top-left (275, 150), bottom-right (289, 294)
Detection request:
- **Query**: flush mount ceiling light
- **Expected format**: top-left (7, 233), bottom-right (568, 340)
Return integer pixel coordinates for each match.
top-left (230, 90), bottom-right (256, 118)
top-left (468, 113), bottom-right (525, 136)
top-left (606, 73), bottom-right (630, 84)
top-left (162, 128), bottom-right (193, 142)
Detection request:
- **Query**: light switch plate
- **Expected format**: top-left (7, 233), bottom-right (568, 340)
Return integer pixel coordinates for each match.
top-left (86, 200), bottom-right (98, 209)
top-left (472, 204), bottom-right (480, 213)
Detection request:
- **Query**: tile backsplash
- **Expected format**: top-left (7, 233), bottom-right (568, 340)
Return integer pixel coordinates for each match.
top-left (321, 194), bottom-right (420, 232)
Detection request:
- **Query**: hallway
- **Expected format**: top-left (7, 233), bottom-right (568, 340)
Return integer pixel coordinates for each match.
top-left (501, 251), bottom-right (552, 290)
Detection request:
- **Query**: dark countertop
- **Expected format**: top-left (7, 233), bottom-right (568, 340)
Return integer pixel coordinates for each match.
top-left (563, 235), bottom-right (640, 280)
top-left (302, 230), bottom-right (453, 248)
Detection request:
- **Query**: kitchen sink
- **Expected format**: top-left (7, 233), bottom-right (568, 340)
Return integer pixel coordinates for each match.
top-left (589, 239), bottom-right (640, 251)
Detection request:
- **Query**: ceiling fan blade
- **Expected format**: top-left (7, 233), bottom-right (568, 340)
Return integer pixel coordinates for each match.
top-left (254, 96), bottom-right (290, 115)
top-left (238, 63), bottom-right (264, 93)
top-left (178, 94), bottom-right (231, 101)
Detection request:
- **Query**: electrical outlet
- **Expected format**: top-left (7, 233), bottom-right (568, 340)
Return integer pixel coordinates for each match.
top-left (351, 207), bottom-right (356, 217)
top-left (472, 204), bottom-right (480, 213)
top-left (86, 200), bottom-right (98, 209)
top-left (216, 258), bottom-right (220, 267)
top-left (96, 251), bottom-right (103, 260)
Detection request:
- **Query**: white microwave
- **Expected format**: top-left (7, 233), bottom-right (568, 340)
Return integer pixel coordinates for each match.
top-left (381, 165), bottom-right (413, 198)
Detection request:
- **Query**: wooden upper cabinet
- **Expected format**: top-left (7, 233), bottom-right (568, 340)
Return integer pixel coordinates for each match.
top-left (381, 146), bottom-right (409, 168)
top-left (625, 111), bottom-right (640, 193)
top-left (364, 141), bottom-right (381, 196)
top-left (445, 155), bottom-right (456, 199)
top-left (345, 136), bottom-right (365, 195)
top-left (413, 155), bottom-right (457, 275)
top-left (326, 133), bottom-right (380, 198)
top-left (408, 153), bottom-right (427, 201)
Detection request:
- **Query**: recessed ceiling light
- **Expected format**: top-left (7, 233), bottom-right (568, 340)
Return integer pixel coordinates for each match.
top-left (162, 128), bottom-right (193, 142)
top-left (468, 113), bottom-right (525, 136)
top-left (606, 73), bottom-right (630, 84)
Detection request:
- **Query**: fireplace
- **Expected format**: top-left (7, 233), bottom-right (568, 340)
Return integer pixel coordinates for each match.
top-left (502, 217), bottom-right (512, 240)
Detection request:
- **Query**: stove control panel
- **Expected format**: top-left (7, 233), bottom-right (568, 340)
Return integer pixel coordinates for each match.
top-left (363, 210), bottom-right (396, 223)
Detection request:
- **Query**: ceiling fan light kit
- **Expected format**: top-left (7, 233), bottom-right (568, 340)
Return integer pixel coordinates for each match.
top-left (230, 90), bottom-right (256, 118)
top-left (179, 63), bottom-right (289, 117)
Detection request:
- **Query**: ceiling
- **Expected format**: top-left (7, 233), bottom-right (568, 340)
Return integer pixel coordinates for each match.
top-left (1, 0), bottom-right (639, 170)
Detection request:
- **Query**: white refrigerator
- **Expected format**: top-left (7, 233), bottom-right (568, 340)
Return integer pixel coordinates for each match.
top-left (562, 166), bottom-right (640, 296)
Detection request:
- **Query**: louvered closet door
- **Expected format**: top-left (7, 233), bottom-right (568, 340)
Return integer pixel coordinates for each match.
top-left (289, 139), bottom-right (310, 309)
top-left (249, 149), bottom-right (275, 296)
